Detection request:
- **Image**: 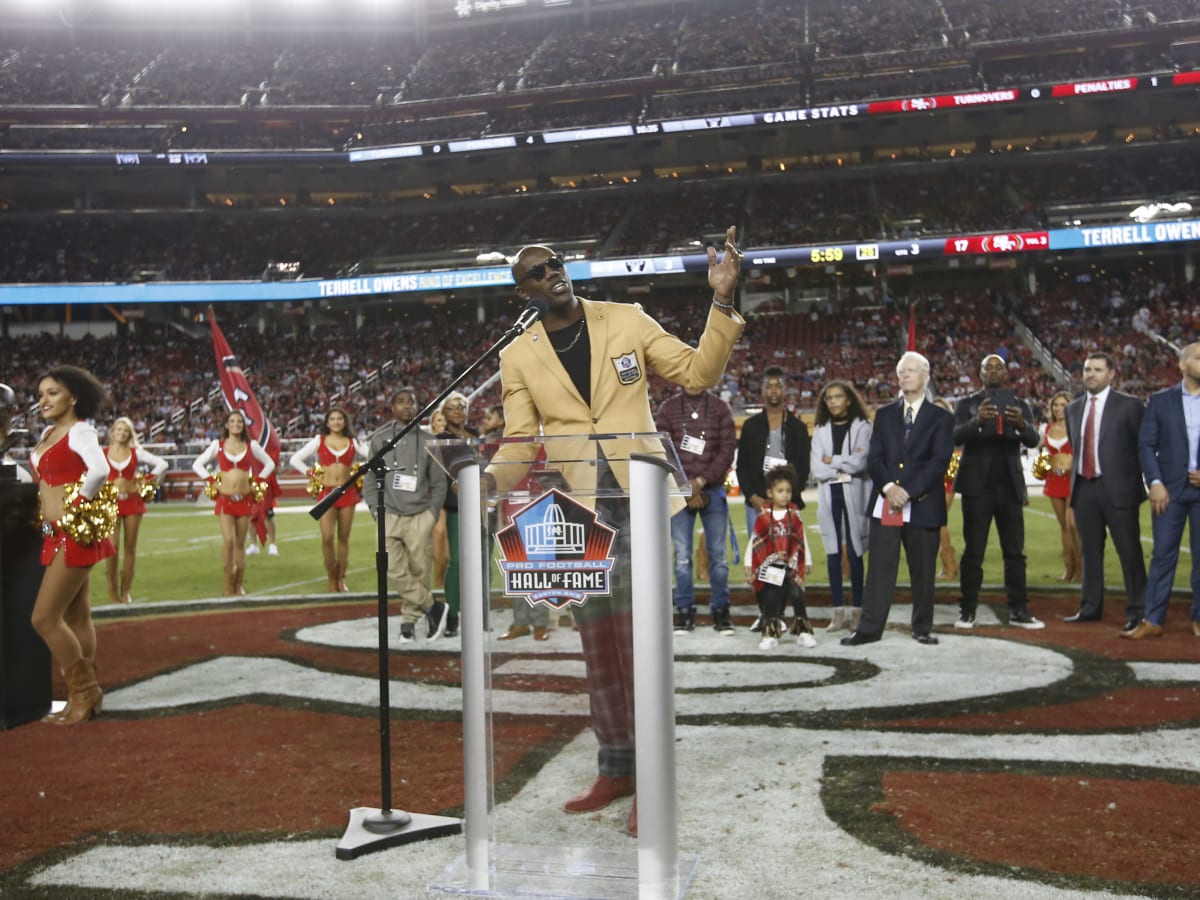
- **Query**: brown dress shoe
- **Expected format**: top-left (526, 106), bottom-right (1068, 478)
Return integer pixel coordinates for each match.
top-left (563, 775), bottom-right (635, 813)
top-left (1119, 621), bottom-right (1164, 640)
top-left (533, 627), bottom-right (550, 641)
top-left (498, 625), bottom-right (532, 641)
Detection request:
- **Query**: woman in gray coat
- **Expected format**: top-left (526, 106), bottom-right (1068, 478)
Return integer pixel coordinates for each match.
top-left (810, 381), bottom-right (873, 632)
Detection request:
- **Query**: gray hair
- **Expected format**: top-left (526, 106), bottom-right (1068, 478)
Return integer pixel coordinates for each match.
top-left (895, 351), bottom-right (930, 377)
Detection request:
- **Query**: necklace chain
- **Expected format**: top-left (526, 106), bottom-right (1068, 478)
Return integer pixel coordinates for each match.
top-left (552, 317), bottom-right (585, 354)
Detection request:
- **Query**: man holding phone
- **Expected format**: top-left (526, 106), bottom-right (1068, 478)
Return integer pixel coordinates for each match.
top-left (951, 353), bottom-right (1044, 629)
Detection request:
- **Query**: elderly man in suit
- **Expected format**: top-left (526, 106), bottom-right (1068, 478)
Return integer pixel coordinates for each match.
top-left (842, 351), bottom-right (954, 646)
top-left (1126, 341), bottom-right (1200, 639)
top-left (488, 226), bottom-right (745, 836)
top-left (1063, 351), bottom-right (1146, 631)
top-left (952, 353), bottom-right (1044, 629)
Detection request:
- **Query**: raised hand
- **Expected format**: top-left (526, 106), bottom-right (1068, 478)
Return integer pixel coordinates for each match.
top-left (707, 225), bottom-right (743, 304)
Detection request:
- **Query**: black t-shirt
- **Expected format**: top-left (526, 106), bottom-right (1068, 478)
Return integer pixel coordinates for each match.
top-left (548, 316), bottom-right (591, 407)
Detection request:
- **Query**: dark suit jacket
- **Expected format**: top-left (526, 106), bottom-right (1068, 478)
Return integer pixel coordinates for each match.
top-left (735, 409), bottom-right (811, 509)
top-left (867, 398), bottom-right (955, 529)
top-left (1139, 383), bottom-right (1196, 497)
top-left (952, 389), bottom-right (1040, 501)
top-left (1066, 388), bottom-right (1146, 509)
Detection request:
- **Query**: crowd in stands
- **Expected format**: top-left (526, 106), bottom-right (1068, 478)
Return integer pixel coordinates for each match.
top-left (2, 138), bottom-right (1195, 283)
top-left (0, 0), bottom-right (1196, 154)
top-left (5, 277), bottom-right (1194, 470)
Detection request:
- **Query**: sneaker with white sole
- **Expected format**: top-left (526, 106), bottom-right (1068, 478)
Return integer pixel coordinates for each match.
top-left (750, 616), bottom-right (763, 633)
top-left (245, 544), bottom-right (259, 556)
top-left (398, 623), bottom-right (415, 643)
top-left (954, 615), bottom-right (975, 630)
top-left (267, 543), bottom-right (279, 556)
top-left (798, 632), bottom-right (817, 648)
top-left (1009, 609), bottom-right (1045, 629)
top-left (758, 635), bottom-right (778, 651)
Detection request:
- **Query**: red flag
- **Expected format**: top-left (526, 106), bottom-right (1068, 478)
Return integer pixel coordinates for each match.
top-left (906, 305), bottom-right (917, 351)
top-left (208, 307), bottom-right (280, 465)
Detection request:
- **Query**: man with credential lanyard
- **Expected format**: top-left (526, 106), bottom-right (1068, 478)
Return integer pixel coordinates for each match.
top-left (362, 387), bottom-right (448, 643)
top-left (656, 386), bottom-right (737, 634)
top-left (487, 226), bottom-right (745, 837)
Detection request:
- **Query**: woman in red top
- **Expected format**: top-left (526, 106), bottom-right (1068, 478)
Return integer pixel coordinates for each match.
top-left (104, 416), bottom-right (169, 605)
top-left (29, 365), bottom-right (113, 725)
top-left (288, 407), bottom-right (366, 592)
top-left (192, 410), bottom-right (275, 596)
top-left (1038, 390), bottom-right (1081, 581)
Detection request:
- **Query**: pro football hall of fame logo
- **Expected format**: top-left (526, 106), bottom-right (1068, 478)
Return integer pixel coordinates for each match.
top-left (495, 489), bottom-right (617, 610)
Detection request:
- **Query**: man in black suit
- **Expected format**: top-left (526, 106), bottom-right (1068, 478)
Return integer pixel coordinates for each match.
top-left (842, 351), bottom-right (954, 646)
top-left (1064, 351), bottom-right (1146, 631)
top-left (952, 354), bottom-right (1044, 629)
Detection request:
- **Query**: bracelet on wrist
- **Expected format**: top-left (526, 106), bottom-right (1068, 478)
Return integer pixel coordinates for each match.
top-left (711, 293), bottom-right (735, 310)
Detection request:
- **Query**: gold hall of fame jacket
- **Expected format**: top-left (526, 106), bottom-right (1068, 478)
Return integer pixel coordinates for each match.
top-left (487, 297), bottom-right (745, 511)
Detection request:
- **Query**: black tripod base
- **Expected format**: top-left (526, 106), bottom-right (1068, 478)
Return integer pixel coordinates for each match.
top-left (335, 806), bottom-right (462, 860)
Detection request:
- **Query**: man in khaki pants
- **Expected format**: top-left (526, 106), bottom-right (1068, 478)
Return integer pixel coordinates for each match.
top-left (363, 387), bottom-right (448, 642)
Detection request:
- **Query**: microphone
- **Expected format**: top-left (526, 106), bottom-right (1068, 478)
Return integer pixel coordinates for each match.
top-left (512, 297), bottom-right (549, 335)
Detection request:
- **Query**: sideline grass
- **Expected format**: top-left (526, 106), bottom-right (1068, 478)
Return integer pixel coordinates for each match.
top-left (94, 494), bottom-right (1193, 608)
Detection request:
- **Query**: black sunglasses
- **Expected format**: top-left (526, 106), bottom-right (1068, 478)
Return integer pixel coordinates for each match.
top-left (520, 256), bottom-right (565, 283)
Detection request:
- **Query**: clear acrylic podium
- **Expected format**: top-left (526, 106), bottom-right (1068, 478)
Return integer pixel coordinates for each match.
top-left (426, 433), bottom-right (694, 899)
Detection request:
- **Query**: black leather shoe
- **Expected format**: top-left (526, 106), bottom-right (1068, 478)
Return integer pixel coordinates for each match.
top-left (840, 631), bottom-right (880, 646)
top-left (912, 633), bottom-right (939, 645)
top-left (1121, 617), bottom-right (1140, 634)
top-left (1063, 611), bottom-right (1102, 623)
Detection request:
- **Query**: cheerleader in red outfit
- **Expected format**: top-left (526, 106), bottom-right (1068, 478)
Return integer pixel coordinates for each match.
top-left (104, 416), bottom-right (169, 605)
top-left (288, 407), bottom-right (366, 592)
top-left (1039, 390), bottom-right (1082, 582)
top-left (191, 410), bottom-right (275, 596)
top-left (29, 365), bottom-right (114, 726)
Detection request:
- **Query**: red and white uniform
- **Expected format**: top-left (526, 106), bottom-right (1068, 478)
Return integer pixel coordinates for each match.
top-left (192, 439), bottom-right (275, 517)
top-left (1039, 423), bottom-right (1072, 500)
top-left (105, 446), bottom-right (169, 516)
top-left (30, 422), bottom-right (116, 567)
top-left (289, 435), bottom-right (367, 508)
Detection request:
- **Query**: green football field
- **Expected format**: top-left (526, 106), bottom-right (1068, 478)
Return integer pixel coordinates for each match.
top-left (94, 495), bottom-right (1194, 606)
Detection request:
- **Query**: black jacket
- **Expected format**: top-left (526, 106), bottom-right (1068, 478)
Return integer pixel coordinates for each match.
top-left (736, 410), bottom-right (811, 509)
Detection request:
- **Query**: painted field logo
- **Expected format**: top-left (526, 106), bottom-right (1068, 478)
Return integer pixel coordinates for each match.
top-left (495, 489), bottom-right (616, 610)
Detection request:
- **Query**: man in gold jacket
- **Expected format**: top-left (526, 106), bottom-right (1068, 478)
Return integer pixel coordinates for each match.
top-left (488, 226), bottom-right (745, 836)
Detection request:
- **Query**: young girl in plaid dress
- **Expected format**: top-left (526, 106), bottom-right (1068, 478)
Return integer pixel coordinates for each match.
top-left (745, 465), bottom-right (815, 649)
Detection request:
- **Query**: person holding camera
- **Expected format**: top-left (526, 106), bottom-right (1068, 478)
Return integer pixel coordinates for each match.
top-left (951, 353), bottom-right (1043, 630)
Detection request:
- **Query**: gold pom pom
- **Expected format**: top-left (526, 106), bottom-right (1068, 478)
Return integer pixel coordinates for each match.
top-left (945, 448), bottom-right (961, 482)
top-left (135, 472), bottom-right (157, 502)
top-left (306, 464), bottom-right (324, 499)
top-left (352, 464), bottom-right (364, 492)
top-left (251, 478), bottom-right (268, 504)
top-left (1031, 448), bottom-right (1052, 481)
top-left (204, 473), bottom-right (221, 500)
top-left (58, 479), bottom-right (119, 546)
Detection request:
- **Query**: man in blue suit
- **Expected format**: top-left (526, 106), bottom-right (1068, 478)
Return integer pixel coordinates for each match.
top-left (1125, 342), bottom-right (1200, 639)
top-left (1063, 351), bottom-right (1146, 631)
top-left (842, 351), bottom-right (954, 646)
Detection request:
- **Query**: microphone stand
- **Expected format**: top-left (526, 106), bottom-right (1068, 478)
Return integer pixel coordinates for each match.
top-left (321, 302), bottom-right (544, 860)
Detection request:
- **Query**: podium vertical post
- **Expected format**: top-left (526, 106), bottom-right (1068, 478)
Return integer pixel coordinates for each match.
top-left (630, 454), bottom-right (681, 898)
top-left (456, 462), bottom-right (492, 889)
